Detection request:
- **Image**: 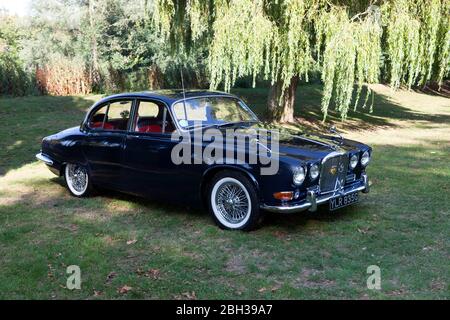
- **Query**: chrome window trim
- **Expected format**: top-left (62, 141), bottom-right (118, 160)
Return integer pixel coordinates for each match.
top-left (82, 96), bottom-right (183, 137)
top-left (170, 95), bottom-right (260, 133)
top-left (131, 98), bottom-right (177, 136)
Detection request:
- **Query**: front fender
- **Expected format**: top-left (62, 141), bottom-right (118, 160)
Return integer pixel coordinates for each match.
top-left (201, 164), bottom-right (261, 201)
top-left (41, 127), bottom-right (89, 175)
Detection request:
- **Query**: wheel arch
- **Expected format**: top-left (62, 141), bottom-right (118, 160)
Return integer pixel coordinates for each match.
top-left (200, 165), bottom-right (261, 206)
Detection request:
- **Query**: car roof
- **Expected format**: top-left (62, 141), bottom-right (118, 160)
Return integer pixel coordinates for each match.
top-left (102, 89), bottom-right (237, 105)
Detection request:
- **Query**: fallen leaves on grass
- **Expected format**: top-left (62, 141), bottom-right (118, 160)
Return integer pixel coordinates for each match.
top-left (93, 290), bottom-right (102, 297)
top-left (136, 268), bottom-right (161, 279)
top-left (293, 268), bottom-right (336, 289)
top-left (103, 236), bottom-right (115, 245)
top-left (430, 279), bottom-right (445, 291)
top-left (47, 264), bottom-right (55, 279)
top-left (272, 230), bottom-right (291, 241)
top-left (117, 285), bottom-right (132, 294)
top-left (126, 239), bottom-right (137, 245)
top-left (258, 285), bottom-right (280, 293)
top-left (270, 284), bottom-right (281, 292)
top-left (273, 230), bottom-right (285, 238)
top-left (174, 291), bottom-right (197, 300)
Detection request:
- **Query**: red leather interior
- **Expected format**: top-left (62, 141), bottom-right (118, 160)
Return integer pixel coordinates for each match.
top-left (137, 124), bottom-right (161, 133)
top-left (90, 122), bottom-right (114, 129)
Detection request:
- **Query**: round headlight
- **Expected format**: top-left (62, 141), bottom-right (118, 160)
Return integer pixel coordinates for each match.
top-left (361, 151), bottom-right (370, 166)
top-left (309, 164), bottom-right (319, 180)
top-left (293, 167), bottom-right (306, 185)
top-left (349, 154), bottom-right (358, 169)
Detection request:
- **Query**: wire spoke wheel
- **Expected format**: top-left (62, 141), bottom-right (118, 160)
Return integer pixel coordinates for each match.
top-left (65, 163), bottom-right (89, 196)
top-left (211, 177), bottom-right (252, 229)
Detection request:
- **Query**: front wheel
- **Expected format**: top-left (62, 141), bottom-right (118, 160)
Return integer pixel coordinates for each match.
top-left (64, 163), bottom-right (93, 197)
top-left (208, 171), bottom-right (262, 231)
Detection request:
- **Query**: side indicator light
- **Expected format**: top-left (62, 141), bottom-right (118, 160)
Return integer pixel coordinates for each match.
top-left (273, 191), bottom-right (294, 201)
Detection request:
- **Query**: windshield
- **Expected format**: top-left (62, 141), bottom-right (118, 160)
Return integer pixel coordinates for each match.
top-left (172, 97), bottom-right (258, 129)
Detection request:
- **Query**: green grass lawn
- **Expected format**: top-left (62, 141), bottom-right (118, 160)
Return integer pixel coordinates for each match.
top-left (0, 85), bottom-right (449, 299)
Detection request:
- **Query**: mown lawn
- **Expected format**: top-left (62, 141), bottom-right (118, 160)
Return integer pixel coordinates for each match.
top-left (0, 85), bottom-right (449, 299)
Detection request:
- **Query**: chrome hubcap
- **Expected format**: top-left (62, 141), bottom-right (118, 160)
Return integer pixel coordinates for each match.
top-left (67, 164), bottom-right (88, 193)
top-left (215, 182), bottom-right (249, 224)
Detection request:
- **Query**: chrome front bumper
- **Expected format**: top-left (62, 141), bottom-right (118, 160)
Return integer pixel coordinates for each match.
top-left (261, 173), bottom-right (370, 214)
top-left (36, 152), bottom-right (54, 165)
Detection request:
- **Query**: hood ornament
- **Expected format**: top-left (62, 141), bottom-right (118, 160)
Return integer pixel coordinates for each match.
top-left (329, 125), bottom-right (344, 145)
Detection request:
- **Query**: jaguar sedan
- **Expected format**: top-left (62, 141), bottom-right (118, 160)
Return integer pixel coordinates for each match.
top-left (36, 90), bottom-right (371, 230)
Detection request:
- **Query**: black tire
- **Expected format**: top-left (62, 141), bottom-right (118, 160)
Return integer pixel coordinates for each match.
top-left (207, 170), bottom-right (262, 231)
top-left (64, 163), bottom-right (94, 197)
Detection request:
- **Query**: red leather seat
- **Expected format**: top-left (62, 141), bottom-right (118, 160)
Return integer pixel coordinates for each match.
top-left (90, 122), bottom-right (114, 129)
top-left (137, 124), bottom-right (161, 133)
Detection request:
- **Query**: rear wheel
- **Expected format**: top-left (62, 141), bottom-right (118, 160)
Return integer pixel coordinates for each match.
top-left (64, 163), bottom-right (93, 197)
top-left (208, 171), bottom-right (261, 231)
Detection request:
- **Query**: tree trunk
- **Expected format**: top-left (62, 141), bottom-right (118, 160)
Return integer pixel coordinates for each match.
top-left (89, 0), bottom-right (100, 90)
top-left (267, 76), bottom-right (299, 123)
top-left (148, 64), bottom-right (164, 90)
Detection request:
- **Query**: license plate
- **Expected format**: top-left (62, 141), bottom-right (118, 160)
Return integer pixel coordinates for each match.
top-left (329, 192), bottom-right (359, 211)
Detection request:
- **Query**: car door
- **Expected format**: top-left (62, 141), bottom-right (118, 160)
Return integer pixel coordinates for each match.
top-left (122, 99), bottom-right (199, 201)
top-left (82, 99), bottom-right (134, 188)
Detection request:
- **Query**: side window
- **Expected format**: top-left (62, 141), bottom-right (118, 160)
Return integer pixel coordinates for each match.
top-left (105, 101), bottom-right (132, 131)
top-left (89, 105), bottom-right (108, 129)
top-left (88, 100), bottom-right (132, 131)
top-left (134, 100), bottom-right (175, 134)
top-left (137, 101), bottom-right (159, 117)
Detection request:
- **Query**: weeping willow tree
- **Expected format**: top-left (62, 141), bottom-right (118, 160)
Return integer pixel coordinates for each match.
top-left (153, 0), bottom-right (450, 122)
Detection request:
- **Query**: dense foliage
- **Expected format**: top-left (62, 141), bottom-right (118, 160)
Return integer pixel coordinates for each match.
top-left (0, 12), bottom-right (34, 95)
top-left (0, 0), bottom-right (207, 96)
top-left (0, 0), bottom-right (449, 122)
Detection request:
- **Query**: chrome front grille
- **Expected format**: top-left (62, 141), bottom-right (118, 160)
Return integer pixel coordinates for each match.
top-left (319, 153), bottom-right (349, 193)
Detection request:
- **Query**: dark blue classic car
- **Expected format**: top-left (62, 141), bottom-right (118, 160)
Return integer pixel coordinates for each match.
top-left (37, 90), bottom-right (371, 230)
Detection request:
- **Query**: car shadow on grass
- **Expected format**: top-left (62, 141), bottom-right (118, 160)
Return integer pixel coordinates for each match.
top-left (262, 204), bottom-right (362, 231)
top-left (49, 176), bottom-right (206, 219)
top-left (49, 173), bottom-right (360, 234)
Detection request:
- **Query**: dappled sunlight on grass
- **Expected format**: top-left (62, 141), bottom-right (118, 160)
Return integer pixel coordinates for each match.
top-left (348, 125), bottom-right (450, 147)
top-left (0, 95), bottom-right (101, 176)
top-left (235, 83), bottom-right (450, 135)
top-left (0, 162), bottom-right (62, 206)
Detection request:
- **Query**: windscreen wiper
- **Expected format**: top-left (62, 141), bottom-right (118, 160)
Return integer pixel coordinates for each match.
top-left (213, 121), bottom-right (257, 128)
top-left (183, 121), bottom-right (257, 130)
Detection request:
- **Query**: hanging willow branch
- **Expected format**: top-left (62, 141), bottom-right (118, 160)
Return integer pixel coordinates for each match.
top-left (208, 0), bottom-right (276, 91)
top-left (153, 0), bottom-right (450, 121)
